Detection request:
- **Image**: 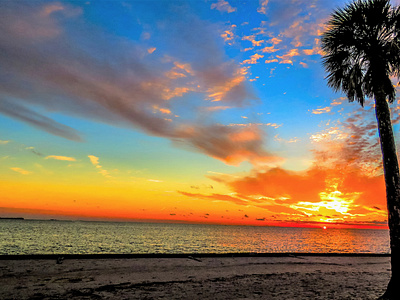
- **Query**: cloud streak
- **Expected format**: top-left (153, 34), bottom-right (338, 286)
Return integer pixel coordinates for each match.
top-left (211, 0), bottom-right (236, 13)
top-left (175, 124), bottom-right (282, 165)
top-left (0, 99), bottom-right (83, 142)
top-left (0, 1), bottom-right (273, 166)
top-left (10, 167), bottom-right (32, 175)
top-left (88, 155), bottom-right (110, 178)
top-left (45, 155), bottom-right (76, 161)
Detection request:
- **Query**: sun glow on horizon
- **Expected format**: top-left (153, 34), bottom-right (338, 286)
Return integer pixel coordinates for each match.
top-left (0, 0), bottom-right (392, 230)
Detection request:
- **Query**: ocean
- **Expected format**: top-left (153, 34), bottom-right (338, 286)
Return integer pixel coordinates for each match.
top-left (0, 219), bottom-right (390, 255)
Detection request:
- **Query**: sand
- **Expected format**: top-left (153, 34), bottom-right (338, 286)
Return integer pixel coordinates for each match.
top-left (0, 255), bottom-right (392, 299)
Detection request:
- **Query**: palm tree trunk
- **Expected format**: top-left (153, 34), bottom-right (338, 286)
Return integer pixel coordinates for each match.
top-left (375, 91), bottom-right (400, 299)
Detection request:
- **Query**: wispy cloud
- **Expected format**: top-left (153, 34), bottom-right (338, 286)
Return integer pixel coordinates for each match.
top-left (211, 0), bottom-right (236, 13)
top-left (178, 191), bottom-right (250, 206)
top-left (147, 47), bottom-right (156, 54)
top-left (242, 35), bottom-right (264, 47)
top-left (265, 59), bottom-right (278, 64)
top-left (175, 124), bottom-right (282, 166)
top-left (0, 100), bottom-right (83, 142)
top-left (10, 167), bottom-right (32, 175)
top-left (0, 1), bottom-right (267, 166)
top-left (88, 155), bottom-right (111, 178)
top-left (236, 0), bottom-right (331, 71)
top-left (242, 53), bottom-right (264, 65)
top-left (261, 45), bottom-right (279, 53)
top-left (276, 49), bottom-right (300, 65)
top-left (45, 155), bottom-right (76, 161)
top-left (221, 24), bottom-right (236, 45)
top-left (257, 0), bottom-right (269, 15)
top-left (26, 147), bottom-right (44, 157)
top-left (299, 62), bottom-right (308, 68)
top-left (88, 155), bottom-right (99, 166)
top-left (312, 106), bottom-right (332, 115)
top-left (331, 97), bottom-right (346, 106)
top-left (0, 140), bottom-right (10, 144)
top-left (203, 106), bottom-right (232, 112)
top-left (148, 179), bottom-right (163, 183)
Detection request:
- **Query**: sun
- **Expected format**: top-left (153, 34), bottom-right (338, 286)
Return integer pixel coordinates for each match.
top-left (323, 226), bottom-right (327, 230)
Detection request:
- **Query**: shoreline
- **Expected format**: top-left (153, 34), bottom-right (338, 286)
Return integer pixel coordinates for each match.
top-left (0, 252), bottom-right (391, 260)
top-left (0, 255), bottom-right (392, 299)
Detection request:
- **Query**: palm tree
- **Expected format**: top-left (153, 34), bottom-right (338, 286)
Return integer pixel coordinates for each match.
top-left (321, 0), bottom-right (400, 298)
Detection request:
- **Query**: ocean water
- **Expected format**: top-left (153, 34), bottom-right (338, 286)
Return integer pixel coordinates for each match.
top-left (0, 219), bottom-right (390, 255)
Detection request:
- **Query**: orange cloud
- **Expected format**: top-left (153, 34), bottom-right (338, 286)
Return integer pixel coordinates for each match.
top-left (280, 13), bottom-right (326, 50)
top-left (41, 4), bottom-right (65, 16)
top-left (257, 0), bottom-right (269, 15)
top-left (162, 87), bottom-right (193, 100)
top-left (45, 155), bottom-right (76, 161)
top-left (242, 35), bottom-right (264, 47)
top-left (270, 37), bottom-right (282, 45)
top-left (203, 106), bottom-right (232, 112)
top-left (265, 59), bottom-right (278, 64)
top-left (242, 53), bottom-right (264, 65)
top-left (176, 124), bottom-right (281, 166)
top-left (279, 60), bottom-right (293, 65)
top-left (312, 106), bottom-right (332, 114)
top-left (211, 0), bottom-right (237, 13)
top-left (205, 66), bottom-right (251, 103)
top-left (303, 39), bottom-right (324, 56)
top-left (10, 167), bottom-right (32, 175)
top-left (88, 155), bottom-right (99, 166)
top-left (331, 97), bottom-right (345, 106)
top-left (227, 122), bottom-right (281, 129)
top-left (159, 108), bottom-right (171, 114)
top-left (88, 155), bottom-right (111, 178)
top-left (261, 45), bottom-right (279, 53)
top-left (40, 3), bottom-right (81, 18)
top-left (205, 164), bottom-right (387, 226)
top-left (178, 191), bottom-right (249, 206)
top-left (221, 26), bottom-right (236, 44)
top-left (153, 105), bottom-right (172, 115)
top-left (229, 129), bottom-right (258, 142)
top-left (227, 167), bottom-right (327, 203)
top-left (164, 61), bottom-right (194, 79)
top-left (277, 49), bottom-right (300, 62)
top-left (299, 62), bottom-right (308, 68)
top-left (176, 154), bottom-right (388, 227)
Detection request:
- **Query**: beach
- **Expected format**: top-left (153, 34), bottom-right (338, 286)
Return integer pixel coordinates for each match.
top-left (0, 255), bottom-right (391, 299)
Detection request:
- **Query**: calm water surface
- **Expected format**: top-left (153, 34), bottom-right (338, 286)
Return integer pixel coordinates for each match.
top-left (0, 219), bottom-right (390, 255)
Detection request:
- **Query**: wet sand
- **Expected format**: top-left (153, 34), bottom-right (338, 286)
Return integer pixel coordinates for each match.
top-left (0, 255), bottom-right (391, 299)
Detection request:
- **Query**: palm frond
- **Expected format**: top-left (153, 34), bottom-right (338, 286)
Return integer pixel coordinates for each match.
top-left (321, 0), bottom-right (400, 106)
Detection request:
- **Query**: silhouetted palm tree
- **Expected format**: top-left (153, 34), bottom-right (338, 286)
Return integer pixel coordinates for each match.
top-left (321, 0), bottom-right (400, 298)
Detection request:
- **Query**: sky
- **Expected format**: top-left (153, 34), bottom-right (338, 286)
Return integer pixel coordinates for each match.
top-left (2, 0), bottom-right (400, 229)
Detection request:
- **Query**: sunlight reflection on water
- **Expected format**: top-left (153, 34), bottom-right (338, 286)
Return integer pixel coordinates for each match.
top-left (0, 220), bottom-right (390, 254)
